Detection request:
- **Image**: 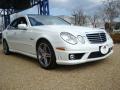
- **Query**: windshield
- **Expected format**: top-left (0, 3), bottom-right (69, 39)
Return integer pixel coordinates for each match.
top-left (28, 15), bottom-right (70, 26)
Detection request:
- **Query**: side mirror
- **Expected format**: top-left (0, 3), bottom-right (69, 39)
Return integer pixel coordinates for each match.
top-left (18, 24), bottom-right (27, 30)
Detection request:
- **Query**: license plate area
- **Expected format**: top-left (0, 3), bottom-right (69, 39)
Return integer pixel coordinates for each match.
top-left (99, 45), bottom-right (109, 55)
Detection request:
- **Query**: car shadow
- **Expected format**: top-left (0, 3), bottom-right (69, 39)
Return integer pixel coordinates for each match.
top-left (53, 59), bottom-right (107, 72)
top-left (0, 49), bottom-right (107, 71)
top-left (1, 51), bottom-right (40, 67)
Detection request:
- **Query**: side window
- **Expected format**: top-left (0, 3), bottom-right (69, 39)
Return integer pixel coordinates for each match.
top-left (18, 17), bottom-right (27, 26)
top-left (8, 17), bottom-right (27, 30)
top-left (29, 17), bottom-right (43, 26)
top-left (7, 19), bottom-right (19, 30)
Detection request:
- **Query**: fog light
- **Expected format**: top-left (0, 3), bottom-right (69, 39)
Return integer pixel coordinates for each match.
top-left (69, 54), bottom-right (75, 60)
top-left (69, 53), bottom-right (85, 60)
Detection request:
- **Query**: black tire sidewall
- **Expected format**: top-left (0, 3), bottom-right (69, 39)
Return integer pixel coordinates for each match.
top-left (3, 40), bottom-right (10, 55)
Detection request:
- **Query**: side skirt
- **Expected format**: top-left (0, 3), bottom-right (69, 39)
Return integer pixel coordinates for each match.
top-left (9, 49), bottom-right (37, 59)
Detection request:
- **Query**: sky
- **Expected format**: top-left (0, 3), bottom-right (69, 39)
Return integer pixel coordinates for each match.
top-left (19, 0), bottom-right (105, 16)
top-left (50, 0), bottom-right (104, 15)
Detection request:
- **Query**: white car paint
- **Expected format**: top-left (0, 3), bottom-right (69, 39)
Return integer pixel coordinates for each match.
top-left (2, 15), bottom-right (114, 65)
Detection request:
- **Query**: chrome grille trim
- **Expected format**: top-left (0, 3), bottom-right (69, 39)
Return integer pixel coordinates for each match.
top-left (86, 33), bottom-right (107, 43)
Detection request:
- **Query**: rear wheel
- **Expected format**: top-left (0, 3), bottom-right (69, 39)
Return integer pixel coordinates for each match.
top-left (37, 40), bottom-right (56, 69)
top-left (3, 40), bottom-right (10, 55)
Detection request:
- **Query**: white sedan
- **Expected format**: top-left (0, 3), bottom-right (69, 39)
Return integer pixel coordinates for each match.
top-left (2, 15), bottom-right (113, 69)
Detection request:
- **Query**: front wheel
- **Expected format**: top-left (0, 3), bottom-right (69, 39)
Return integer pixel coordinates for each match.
top-left (37, 40), bottom-right (56, 69)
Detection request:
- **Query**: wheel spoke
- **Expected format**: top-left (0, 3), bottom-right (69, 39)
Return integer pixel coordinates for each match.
top-left (46, 53), bottom-right (51, 58)
top-left (43, 58), bottom-right (49, 66)
top-left (43, 44), bottom-right (47, 52)
top-left (38, 47), bottom-right (43, 53)
top-left (38, 54), bottom-right (42, 59)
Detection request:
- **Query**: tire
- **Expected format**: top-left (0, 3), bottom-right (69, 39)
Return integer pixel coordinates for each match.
top-left (36, 40), bottom-right (56, 69)
top-left (3, 40), bottom-right (10, 55)
top-left (0, 39), bottom-right (2, 44)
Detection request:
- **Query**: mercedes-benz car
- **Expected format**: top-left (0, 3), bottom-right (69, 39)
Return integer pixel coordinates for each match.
top-left (2, 14), bottom-right (113, 69)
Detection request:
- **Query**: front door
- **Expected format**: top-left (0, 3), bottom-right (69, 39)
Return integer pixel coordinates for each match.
top-left (13, 17), bottom-right (36, 55)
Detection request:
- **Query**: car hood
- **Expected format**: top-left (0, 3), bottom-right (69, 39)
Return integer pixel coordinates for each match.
top-left (32, 25), bottom-right (106, 36)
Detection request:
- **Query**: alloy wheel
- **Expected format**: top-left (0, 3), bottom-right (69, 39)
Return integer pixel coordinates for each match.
top-left (37, 43), bottom-right (52, 67)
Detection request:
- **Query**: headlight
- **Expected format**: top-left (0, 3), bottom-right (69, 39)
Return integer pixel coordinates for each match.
top-left (60, 32), bottom-right (78, 45)
top-left (77, 35), bottom-right (85, 44)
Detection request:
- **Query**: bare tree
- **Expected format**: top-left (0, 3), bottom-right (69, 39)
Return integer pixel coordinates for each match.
top-left (116, 0), bottom-right (120, 13)
top-left (88, 14), bottom-right (100, 28)
top-left (101, 0), bottom-right (119, 32)
top-left (98, 7), bottom-right (108, 24)
top-left (72, 8), bottom-right (87, 26)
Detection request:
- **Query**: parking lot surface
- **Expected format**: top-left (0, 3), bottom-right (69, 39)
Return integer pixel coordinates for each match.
top-left (0, 44), bottom-right (120, 90)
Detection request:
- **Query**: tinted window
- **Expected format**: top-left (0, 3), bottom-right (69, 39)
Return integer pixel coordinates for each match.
top-left (8, 17), bottom-right (27, 30)
top-left (9, 19), bottom-right (19, 29)
top-left (28, 15), bottom-right (70, 26)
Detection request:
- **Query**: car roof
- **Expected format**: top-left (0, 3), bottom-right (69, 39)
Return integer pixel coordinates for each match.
top-left (12, 14), bottom-right (56, 20)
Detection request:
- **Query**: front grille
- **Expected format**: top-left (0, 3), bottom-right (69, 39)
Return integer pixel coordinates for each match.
top-left (86, 33), bottom-right (107, 43)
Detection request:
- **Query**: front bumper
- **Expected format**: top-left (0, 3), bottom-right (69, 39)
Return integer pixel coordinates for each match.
top-left (55, 42), bottom-right (113, 65)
